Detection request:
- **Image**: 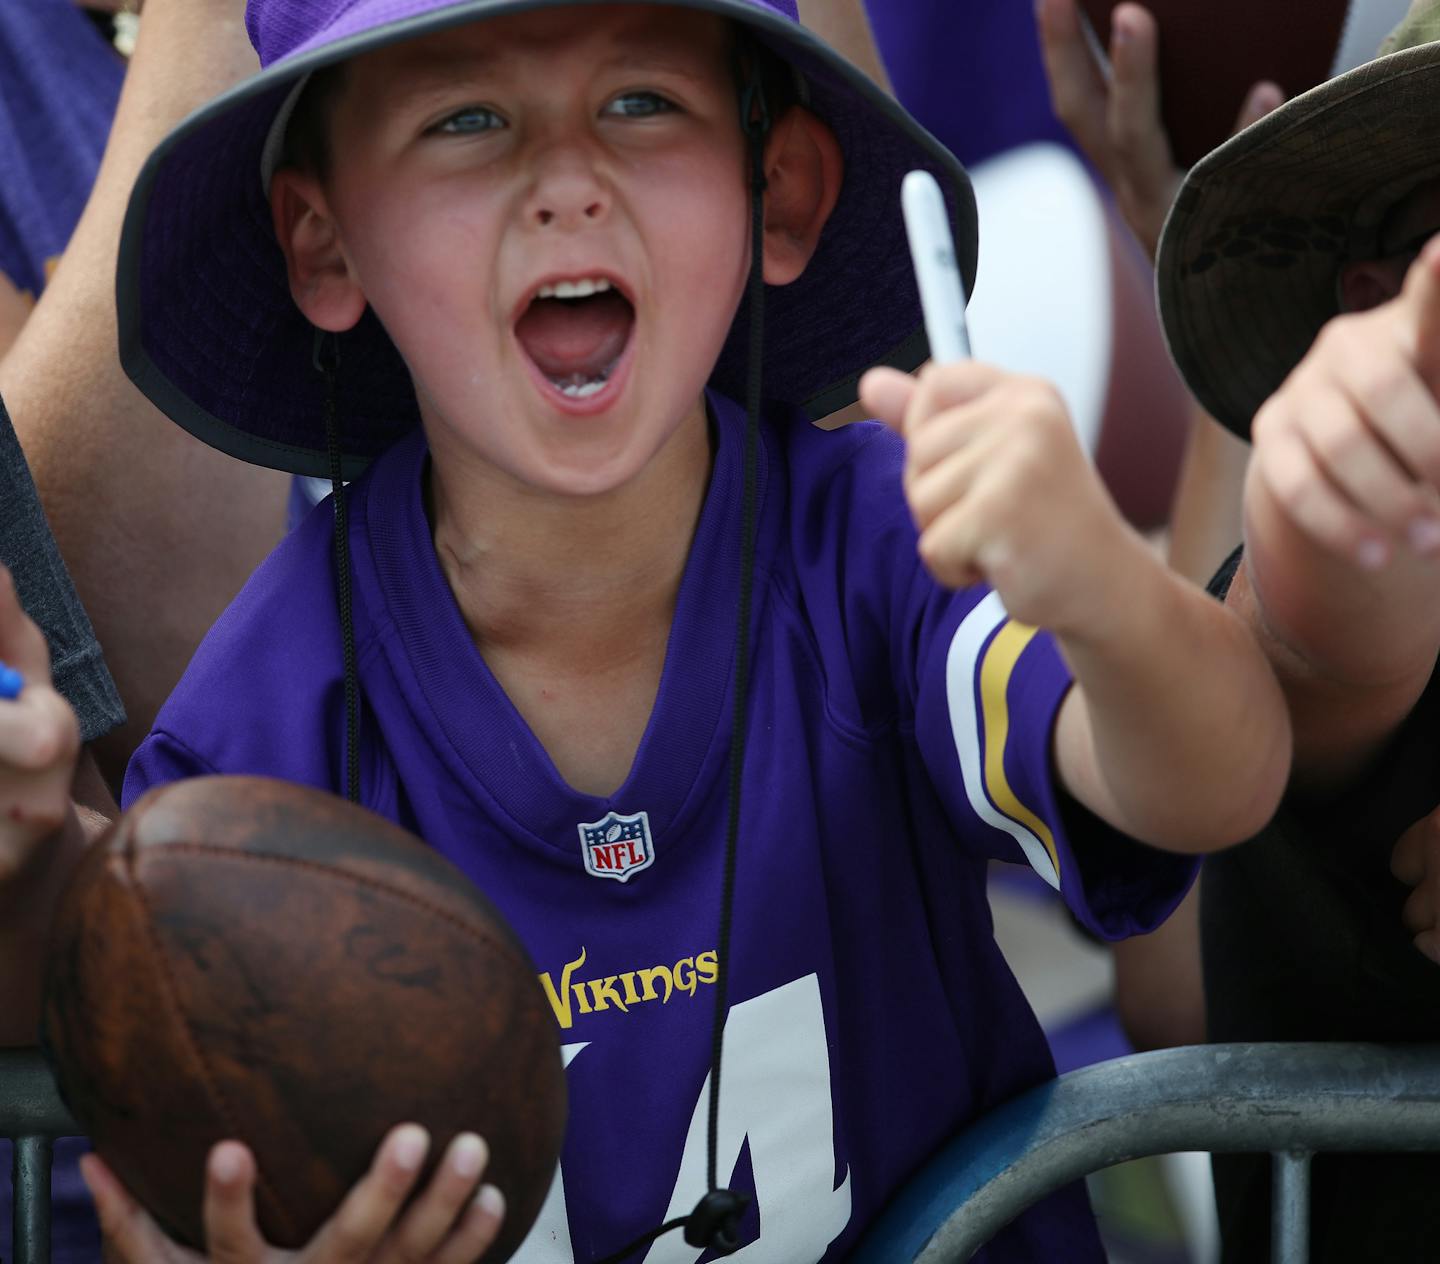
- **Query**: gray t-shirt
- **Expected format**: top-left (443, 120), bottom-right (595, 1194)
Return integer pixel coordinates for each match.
top-left (0, 395), bottom-right (123, 742)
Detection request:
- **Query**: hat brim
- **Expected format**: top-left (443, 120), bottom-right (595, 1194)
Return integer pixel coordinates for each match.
top-left (118, 0), bottom-right (976, 478)
top-left (1157, 41), bottom-right (1440, 440)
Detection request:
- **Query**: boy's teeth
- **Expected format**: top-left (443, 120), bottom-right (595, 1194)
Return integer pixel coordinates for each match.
top-left (549, 368), bottom-right (612, 399)
top-left (536, 278), bottom-right (613, 300)
top-left (563, 379), bottom-right (606, 399)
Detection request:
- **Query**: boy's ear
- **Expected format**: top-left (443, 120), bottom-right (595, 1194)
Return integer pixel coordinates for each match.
top-left (269, 168), bottom-right (367, 332)
top-left (760, 105), bottom-right (843, 287)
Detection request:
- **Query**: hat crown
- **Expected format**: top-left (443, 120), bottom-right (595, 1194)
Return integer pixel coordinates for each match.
top-left (246, 0), bottom-right (799, 70)
top-left (247, 0), bottom-right (353, 67)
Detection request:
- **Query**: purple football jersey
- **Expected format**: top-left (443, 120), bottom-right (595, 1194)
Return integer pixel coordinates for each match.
top-left (126, 392), bottom-right (1195, 1261)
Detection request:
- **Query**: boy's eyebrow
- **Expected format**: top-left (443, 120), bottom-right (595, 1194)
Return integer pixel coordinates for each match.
top-left (374, 32), bottom-right (721, 110)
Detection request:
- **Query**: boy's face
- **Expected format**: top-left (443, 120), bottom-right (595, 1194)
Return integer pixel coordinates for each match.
top-left (291, 5), bottom-right (756, 498)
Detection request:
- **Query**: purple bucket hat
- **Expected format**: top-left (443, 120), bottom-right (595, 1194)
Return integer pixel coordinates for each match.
top-left (117, 0), bottom-right (977, 478)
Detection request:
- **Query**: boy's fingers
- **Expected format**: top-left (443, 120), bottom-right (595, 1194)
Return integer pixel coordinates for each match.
top-left (905, 363), bottom-right (1007, 437)
top-left (311, 1124), bottom-right (429, 1262)
top-left (1036, 0), bottom-right (1110, 160)
top-left (916, 495), bottom-right (989, 591)
top-left (858, 367), bottom-right (916, 432)
top-left (382, 1133), bottom-right (488, 1260)
top-left (201, 1142), bottom-right (267, 1264)
top-left (81, 1153), bottom-right (184, 1264)
top-left (1232, 80), bottom-right (1284, 135)
top-left (432, 1186), bottom-right (505, 1264)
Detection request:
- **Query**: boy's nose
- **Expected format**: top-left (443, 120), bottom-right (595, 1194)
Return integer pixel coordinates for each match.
top-left (525, 148), bottom-right (611, 230)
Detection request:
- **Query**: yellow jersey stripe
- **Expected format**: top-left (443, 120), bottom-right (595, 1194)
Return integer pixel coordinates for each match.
top-left (979, 621), bottom-right (1061, 880)
top-left (945, 592), bottom-right (1061, 889)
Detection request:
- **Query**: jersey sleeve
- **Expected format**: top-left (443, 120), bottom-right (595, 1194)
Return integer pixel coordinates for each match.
top-left (785, 417), bottom-right (1197, 941)
top-left (124, 728), bottom-right (222, 807)
top-left (907, 583), bottom-right (1196, 940)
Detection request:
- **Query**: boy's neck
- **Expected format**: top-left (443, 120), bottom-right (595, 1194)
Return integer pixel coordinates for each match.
top-left (427, 406), bottom-right (714, 664)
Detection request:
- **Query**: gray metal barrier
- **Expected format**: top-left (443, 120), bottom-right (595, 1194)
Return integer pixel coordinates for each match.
top-left (0, 1049), bottom-right (79, 1264)
top-left (5, 1042), bottom-right (1440, 1262)
top-left (854, 1042), bottom-right (1440, 1263)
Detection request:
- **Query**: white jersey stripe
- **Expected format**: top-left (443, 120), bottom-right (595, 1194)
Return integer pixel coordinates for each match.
top-left (945, 591), bottom-right (1062, 890)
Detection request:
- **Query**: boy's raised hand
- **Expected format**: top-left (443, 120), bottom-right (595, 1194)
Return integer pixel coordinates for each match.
top-left (1249, 238), bottom-right (1440, 575)
top-left (1036, 0), bottom-right (1282, 260)
top-left (82, 1126), bottom-right (506, 1264)
top-left (0, 563), bottom-right (81, 885)
top-left (860, 363), bottom-right (1146, 632)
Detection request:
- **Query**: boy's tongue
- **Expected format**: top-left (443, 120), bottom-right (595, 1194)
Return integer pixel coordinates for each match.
top-left (515, 292), bottom-right (633, 381)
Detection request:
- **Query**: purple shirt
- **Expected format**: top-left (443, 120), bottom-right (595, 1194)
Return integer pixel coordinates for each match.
top-left (865, 0), bottom-right (1075, 167)
top-left (126, 393), bottom-right (1194, 1261)
top-left (0, 0), bottom-right (122, 298)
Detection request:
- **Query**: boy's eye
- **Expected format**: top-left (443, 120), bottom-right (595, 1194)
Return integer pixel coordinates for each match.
top-left (603, 92), bottom-right (676, 119)
top-left (433, 106), bottom-right (504, 135)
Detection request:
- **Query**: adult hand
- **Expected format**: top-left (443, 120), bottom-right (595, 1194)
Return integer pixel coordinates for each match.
top-left (0, 564), bottom-right (81, 887)
top-left (1393, 806), bottom-right (1440, 963)
top-left (82, 1126), bottom-right (506, 1264)
top-left (1036, 0), bottom-right (1283, 260)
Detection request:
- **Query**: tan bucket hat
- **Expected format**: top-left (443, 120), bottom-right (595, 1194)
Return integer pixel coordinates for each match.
top-left (1156, 0), bottom-right (1440, 437)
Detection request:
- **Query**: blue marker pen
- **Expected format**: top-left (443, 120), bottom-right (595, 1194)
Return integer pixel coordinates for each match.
top-left (0, 661), bottom-right (25, 701)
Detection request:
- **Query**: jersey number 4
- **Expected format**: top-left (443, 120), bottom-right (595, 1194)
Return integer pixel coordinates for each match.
top-left (515, 973), bottom-right (853, 1262)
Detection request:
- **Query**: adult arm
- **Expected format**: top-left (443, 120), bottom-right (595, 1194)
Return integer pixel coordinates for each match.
top-left (0, 0), bottom-right (289, 790)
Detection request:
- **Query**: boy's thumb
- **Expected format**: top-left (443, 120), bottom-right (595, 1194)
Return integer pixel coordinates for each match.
top-left (859, 367), bottom-right (916, 432)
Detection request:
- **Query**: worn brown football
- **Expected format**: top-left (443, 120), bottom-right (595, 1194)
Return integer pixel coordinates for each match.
top-left (1078, 0), bottom-right (1409, 166)
top-left (42, 776), bottom-right (565, 1259)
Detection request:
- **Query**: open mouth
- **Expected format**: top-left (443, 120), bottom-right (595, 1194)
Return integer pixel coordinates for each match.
top-left (514, 277), bottom-right (636, 402)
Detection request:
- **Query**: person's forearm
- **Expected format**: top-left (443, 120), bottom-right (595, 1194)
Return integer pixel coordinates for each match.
top-left (795, 0), bottom-right (891, 91)
top-left (0, 0), bottom-right (288, 789)
top-left (1054, 536), bottom-right (1291, 852)
top-left (0, 751), bottom-right (113, 1047)
top-left (1227, 535), bottom-right (1440, 789)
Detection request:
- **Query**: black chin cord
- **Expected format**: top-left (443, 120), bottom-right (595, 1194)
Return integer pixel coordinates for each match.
top-left (317, 329), bottom-right (362, 807)
top-left (592, 58), bottom-right (770, 1264)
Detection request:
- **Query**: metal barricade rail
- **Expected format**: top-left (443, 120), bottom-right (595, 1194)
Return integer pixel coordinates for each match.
top-left (5, 1042), bottom-right (1440, 1262)
top-left (855, 1042), bottom-right (1440, 1263)
top-left (0, 1049), bottom-right (80, 1264)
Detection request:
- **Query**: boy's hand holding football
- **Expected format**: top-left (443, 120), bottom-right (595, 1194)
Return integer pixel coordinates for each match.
top-left (862, 361), bottom-right (1291, 852)
top-left (83, 1125), bottom-right (505, 1264)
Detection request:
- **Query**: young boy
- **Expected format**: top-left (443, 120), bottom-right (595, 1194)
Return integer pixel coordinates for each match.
top-left (37, 0), bottom-right (1288, 1259)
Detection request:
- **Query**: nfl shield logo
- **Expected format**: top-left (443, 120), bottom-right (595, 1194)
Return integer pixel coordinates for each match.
top-left (578, 810), bottom-right (655, 883)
